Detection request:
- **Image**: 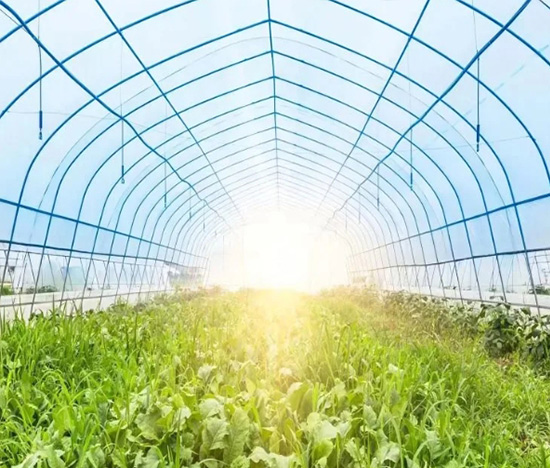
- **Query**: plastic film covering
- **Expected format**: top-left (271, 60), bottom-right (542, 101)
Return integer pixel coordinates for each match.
top-left (0, 0), bottom-right (549, 312)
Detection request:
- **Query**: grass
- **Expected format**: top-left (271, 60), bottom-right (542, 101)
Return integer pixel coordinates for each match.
top-left (0, 289), bottom-right (549, 467)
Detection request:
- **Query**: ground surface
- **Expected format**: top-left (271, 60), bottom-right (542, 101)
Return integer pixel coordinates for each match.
top-left (0, 289), bottom-right (549, 467)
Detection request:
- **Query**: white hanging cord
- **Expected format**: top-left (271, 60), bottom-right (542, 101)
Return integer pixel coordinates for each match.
top-left (37, 0), bottom-right (43, 140)
top-left (407, 51), bottom-right (413, 189)
top-left (120, 38), bottom-right (125, 184)
top-left (376, 166), bottom-right (380, 209)
top-left (163, 102), bottom-right (168, 208)
top-left (358, 189), bottom-right (361, 223)
top-left (202, 200), bottom-right (206, 232)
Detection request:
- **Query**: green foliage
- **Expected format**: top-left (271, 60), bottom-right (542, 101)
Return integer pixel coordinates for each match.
top-left (480, 304), bottom-right (523, 356)
top-left (24, 285), bottom-right (58, 294)
top-left (0, 284), bottom-right (13, 295)
top-left (381, 291), bottom-right (550, 366)
top-left (529, 284), bottom-right (550, 295)
top-left (0, 289), bottom-right (549, 467)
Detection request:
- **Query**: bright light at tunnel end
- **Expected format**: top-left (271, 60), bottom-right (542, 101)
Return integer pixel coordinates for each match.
top-left (207, 210), bottom-right (349, 292)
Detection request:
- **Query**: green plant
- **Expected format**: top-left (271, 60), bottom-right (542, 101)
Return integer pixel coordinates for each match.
top-left (0, 284), bottom-right (13, 295)
top-left (529, 284), bottom-right (550, 295)
top-left (0, 289), bottom-right (549, 467)
top-left (479, 304), bottom-right (522, 356)
top-left (24, 285), bottom-right (58, 294)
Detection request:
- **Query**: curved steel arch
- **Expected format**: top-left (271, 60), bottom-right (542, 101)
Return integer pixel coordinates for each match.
top-left (0, 0), bottom-right (548, 308)
top-left (1, 13), bottom-right (516, 245)
top-left (172, 147), bottom-right (433, 293)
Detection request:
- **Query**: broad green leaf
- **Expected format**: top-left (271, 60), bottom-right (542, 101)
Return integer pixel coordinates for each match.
top-left (270, 453), bottom-right (294, 468)
top-left (425, 430), bottom-right (442, 456)
top-left (306, 413), bottom-right (338, 442)
top-left (286, 383), bottom-right (308, 413)
top-left (224, 408), bottom-right (250, 464)
top-left (135, 408), bottom-right (162, 440)
top-left (336, 420), bottom-right (351, 437)
top-left (172, 406), bottom-right (192, 431)
top-left (344, 439), bottom-right (365, 464)
top-left (313, 439), bottom-right (333, 461)
top-left (200, 398), bottom-right (223, 418)
top-left (363, 405), bottom-right (378, 428)
top-left (53, 406), bottom-right (74, 434)
top-left (315, 420), bottom-right (338, 441)
top-left (86, 446), bottom-right (106, 467)
top-left (134, 448), bottom-right (160, 468)
top-left (376, 441), bottom-right (400, 463)
top-left (111, 448), bottom-right (127, 468)
top-left (249, 447), bottom-right (270, 464)
top-left (306, 412), bottom-right (322, 430)
top-left (201, 417), bottom-right (229, 457)
top-left (230, 455), bottom-right (250, 468)
top-left (198, 365), bottom-right (216, 381)
top-left (36, 446), bottom-right (65, 468)
top-left (405, 457), bottom-right (421, 468)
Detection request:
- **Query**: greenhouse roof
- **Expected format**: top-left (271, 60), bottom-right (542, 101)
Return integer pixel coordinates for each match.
top-left (0, 0), bottom-right (549, 306)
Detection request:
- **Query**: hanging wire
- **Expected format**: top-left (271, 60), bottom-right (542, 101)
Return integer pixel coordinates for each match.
top-left (358, 189), bottom-right (361, 223)
top-left (37, 0), bottom-right (43, 140)
top-left (163, 103), bottom-right (168, 209)
top-left (376, 165), bottom-right (380, 209)
top-left (472, 0), bottom-right (481, 152)
top-left (202, 200), bottom-right (206, 232)
top-left (345, 206), bottom-right (348, 232)
top-left (407, 51), bottom-right (413, 189)
top-left (119, 38), bottom-right (125, 184)
top-left (410, 130), bottom-right (414, 189)
top-left (163, 159), bottom-right (167, 208)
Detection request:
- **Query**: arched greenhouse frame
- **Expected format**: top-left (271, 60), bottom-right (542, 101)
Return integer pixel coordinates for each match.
top-left (0, 0), bottom-right (549, 311)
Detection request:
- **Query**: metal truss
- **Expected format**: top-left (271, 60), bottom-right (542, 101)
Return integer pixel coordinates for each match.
top-left (0, 0), bottom-right (548, 311)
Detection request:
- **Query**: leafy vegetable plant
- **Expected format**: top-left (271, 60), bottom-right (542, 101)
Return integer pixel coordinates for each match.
top-left (0, 289), bottom-right (549, 467)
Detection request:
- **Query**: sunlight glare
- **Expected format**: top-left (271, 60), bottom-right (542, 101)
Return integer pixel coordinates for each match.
top-left (208, 211), bottom-right (348, 291)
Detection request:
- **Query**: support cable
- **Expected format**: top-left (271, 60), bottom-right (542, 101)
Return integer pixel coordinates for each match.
top-left (377, 167), bottom-right (380, 209)
top-left (37, 0), bottom-right (43, 140)
top-left (164, 102), bottom-right (168, 208)
top-left (0, 1), bottom-right (234, 235)
top-left (323, 0), bottom-right (530, 231)
top-left (95, 0), bottom-right (244, 223)
top-left (358, 189), bottom-right (361, 223)
top-left (314, 0), bottom-right (431, 216)
top-left (407, 51), bottom-right (413, 189)
top-left (472, 0), bottom-right (481, 152)
top-left (119, 38), bottom-right (125, 184)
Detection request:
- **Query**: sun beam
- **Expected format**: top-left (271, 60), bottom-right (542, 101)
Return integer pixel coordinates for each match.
top-left (208, 211), bottom-right (349, 291)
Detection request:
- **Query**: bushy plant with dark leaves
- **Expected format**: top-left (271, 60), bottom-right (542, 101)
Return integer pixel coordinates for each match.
top-left (479, 304), bottom-right (522, 357)
top-left (380, 291), bottom-right (550, 368)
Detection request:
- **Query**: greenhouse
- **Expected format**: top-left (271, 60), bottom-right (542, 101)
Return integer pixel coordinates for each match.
top-left (0, 0), bottom-right (550, 466)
